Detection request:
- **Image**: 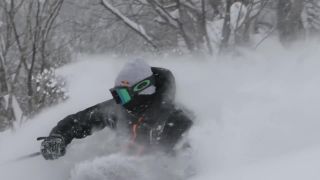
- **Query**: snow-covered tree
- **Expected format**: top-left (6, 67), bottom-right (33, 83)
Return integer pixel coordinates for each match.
top-left (31, 68), bottom-right (68, 114)
top-left (0, 0), bottom-right (70, 129)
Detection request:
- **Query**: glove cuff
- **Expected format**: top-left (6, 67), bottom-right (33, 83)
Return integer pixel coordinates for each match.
top-left (49, 133), bottom-right (65, 141)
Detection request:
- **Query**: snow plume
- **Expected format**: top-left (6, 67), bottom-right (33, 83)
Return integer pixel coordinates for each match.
top-left (1, 40), bottom-right (320, 180)
top-left (70, 153), bottom-right (192, 180)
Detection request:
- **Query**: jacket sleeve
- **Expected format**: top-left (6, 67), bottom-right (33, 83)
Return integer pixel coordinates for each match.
top-left (50, 99), bottom-right (117, 145)
top-left (159, 108), bottom-right (193, 150)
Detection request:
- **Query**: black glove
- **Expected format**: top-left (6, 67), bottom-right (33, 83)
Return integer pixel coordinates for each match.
top-left (40, 135), bottom-right (66, 160)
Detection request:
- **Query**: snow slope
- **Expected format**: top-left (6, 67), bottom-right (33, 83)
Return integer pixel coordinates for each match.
top-left (1, 40), bottom-right (320, 180)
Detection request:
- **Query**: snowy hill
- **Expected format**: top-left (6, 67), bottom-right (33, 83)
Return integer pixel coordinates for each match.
top-left (1, 41), bottom-right (320, 180)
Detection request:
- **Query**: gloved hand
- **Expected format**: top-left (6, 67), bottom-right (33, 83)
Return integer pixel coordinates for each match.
top-left (40, 135), bottom-right (66, 160)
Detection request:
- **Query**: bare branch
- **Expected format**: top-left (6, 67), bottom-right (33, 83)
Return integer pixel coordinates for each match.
top-left (144, 0), bottom-right (179, 28)
top-left (100, 0), bottom-right (158, 49)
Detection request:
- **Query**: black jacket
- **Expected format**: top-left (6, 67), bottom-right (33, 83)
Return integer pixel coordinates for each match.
top-left (49, 67), bottom-right (193, 154)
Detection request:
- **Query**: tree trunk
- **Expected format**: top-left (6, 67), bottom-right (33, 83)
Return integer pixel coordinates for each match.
top-left (277, 0), bottom-right (305, 45)
top-left (0, 58), bottom-right (9, 96)
top-left (202, 0), bottom-right (213, 54)
top-left (208, 0), bottom-right (223, 16)
top-left (219, 0), bottom-right (232, 53)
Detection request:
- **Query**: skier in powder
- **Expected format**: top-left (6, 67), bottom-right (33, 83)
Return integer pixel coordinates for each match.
top-left (40, 59), bottom-right (193, 160)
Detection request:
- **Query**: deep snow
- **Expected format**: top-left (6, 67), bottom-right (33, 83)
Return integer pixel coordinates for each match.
top-left (1, 40), bottom-right (320, 180)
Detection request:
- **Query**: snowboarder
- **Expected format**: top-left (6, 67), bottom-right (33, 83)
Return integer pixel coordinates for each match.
top-left (40, 59), bottom-right (193, 160)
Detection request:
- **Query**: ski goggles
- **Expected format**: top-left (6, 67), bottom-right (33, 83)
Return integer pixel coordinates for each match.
top-left (110, 75), bottom-right (155, 105)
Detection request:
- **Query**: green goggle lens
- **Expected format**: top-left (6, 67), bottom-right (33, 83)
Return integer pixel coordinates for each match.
top-left (116, 88), bottom-right (131, 105)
